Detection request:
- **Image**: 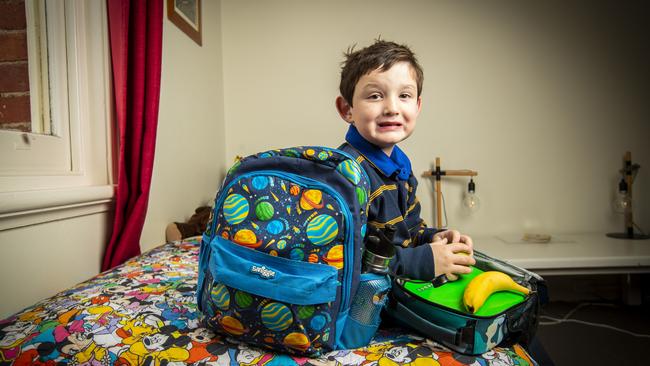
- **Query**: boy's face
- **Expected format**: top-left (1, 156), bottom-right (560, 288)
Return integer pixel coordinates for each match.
top-left (336, 61), bottom-right (421, 156)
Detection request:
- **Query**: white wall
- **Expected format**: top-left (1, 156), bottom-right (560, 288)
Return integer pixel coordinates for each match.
top-left (221, 0), bottom-right (649, 238)
top-left (140, 0), bottom-right (226, 251)
top-left (0, 213), bottom-right (110, 318)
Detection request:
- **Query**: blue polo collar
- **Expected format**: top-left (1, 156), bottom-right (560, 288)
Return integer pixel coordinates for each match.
top-left (345, 125), bottom-right (412, 180)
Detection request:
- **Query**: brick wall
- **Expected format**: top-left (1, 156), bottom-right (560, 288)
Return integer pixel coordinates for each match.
top-left (0, 0), bottom-right (31, 132)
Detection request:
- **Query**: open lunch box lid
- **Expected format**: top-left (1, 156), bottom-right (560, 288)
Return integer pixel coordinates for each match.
top-left (402, 266), bottom-right (527, 317)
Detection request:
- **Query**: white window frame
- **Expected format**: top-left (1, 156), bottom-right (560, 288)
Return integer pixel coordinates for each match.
top-left (25, 0), bottom-right (51, 135)
top-left (0, 0), bottom-right (114, 230)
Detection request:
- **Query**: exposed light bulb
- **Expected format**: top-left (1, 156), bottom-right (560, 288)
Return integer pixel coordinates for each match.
top-left (612, 178), bottom-right (630, 213)
top-left (462, 178), bottom-right (481, 214)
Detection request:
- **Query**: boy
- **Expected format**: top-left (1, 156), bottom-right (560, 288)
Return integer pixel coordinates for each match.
top-left (335, 40), bottom-right (475, 280)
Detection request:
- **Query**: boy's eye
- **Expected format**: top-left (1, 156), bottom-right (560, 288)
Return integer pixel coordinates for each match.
top-left (367, 93), bottom-right (382, 100)
top-left (400, 93), bottom-right (412, 99)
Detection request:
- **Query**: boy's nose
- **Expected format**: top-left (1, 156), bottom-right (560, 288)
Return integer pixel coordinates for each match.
top-left (383, 98), bottom-right (399, 115)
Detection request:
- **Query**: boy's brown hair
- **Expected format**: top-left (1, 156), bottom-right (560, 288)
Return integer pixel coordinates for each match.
top-left (339, 39), bottom-right (424, 106)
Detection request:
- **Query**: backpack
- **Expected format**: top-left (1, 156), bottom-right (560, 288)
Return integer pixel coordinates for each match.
top-left (197, 146), bottom-right (381, 356)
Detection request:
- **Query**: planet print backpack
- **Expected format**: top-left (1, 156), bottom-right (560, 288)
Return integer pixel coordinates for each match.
top-left (197, 146), bottom-right (379, 356)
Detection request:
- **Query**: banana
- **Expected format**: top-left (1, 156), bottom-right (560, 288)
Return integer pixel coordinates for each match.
top-left (463, 271), bottom-right (530, 314)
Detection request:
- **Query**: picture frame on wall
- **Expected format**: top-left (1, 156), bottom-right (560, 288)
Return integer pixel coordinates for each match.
top-left (167, 0), bottom-right (202, 46)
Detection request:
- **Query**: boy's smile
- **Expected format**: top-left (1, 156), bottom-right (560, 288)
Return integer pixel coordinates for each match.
top-left (336, 61), bottom-right (421, 156)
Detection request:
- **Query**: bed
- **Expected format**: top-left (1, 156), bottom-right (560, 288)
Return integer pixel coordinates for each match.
top-left (0, 238), bottom-right (537, 365)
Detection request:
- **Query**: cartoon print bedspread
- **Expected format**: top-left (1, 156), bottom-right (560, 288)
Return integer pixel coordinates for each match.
top-left (0, 239), bottom-right (537, 365)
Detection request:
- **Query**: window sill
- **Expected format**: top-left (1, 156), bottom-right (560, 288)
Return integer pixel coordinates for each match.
top-left (0, 185), bottom-right (115, 231)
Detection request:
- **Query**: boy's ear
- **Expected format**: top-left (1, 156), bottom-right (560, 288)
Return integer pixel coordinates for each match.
top-left (335, 96), bottom-right (354, 124)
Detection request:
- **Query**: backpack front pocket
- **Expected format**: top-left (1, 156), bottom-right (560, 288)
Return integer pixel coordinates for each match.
top-left (202, 236), bottom-right (340, 355)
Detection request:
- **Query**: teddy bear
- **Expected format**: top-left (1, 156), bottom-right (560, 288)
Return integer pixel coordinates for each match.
top-left (165, 206), bottom-right (212, 242)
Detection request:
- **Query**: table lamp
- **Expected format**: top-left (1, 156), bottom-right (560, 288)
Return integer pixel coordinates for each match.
top-left (424, 157), bottom-right (478, 230)
top-left (606, 151), bottom-right (649, 240)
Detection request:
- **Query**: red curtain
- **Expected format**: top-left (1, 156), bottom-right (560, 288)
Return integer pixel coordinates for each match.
top-left (102, 0), bottom-right (163, 271)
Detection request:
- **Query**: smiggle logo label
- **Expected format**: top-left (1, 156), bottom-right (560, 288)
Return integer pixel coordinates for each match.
top-left (250, 265), bottom-right (276, 279)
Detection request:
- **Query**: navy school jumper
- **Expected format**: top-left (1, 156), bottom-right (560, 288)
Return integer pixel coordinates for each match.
top-left (339, 125), bottom-right (440, 280)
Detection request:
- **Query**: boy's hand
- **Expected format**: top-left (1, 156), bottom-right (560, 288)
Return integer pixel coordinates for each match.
top-left (433, 229), bottom-right (474, 255)
top-left (429, 235), bottom-right (476, 278)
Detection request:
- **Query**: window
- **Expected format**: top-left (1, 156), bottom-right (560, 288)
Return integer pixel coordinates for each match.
top-left (0, 0), bottom-right (113, 229)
